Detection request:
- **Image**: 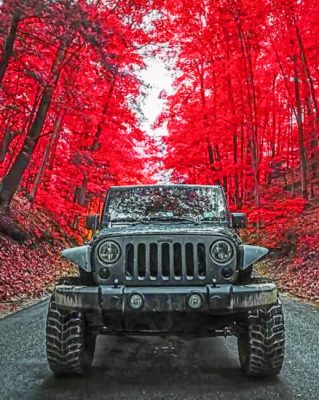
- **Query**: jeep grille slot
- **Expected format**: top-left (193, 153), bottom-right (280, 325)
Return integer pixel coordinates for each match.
top-left (125, 244), bottom-right (134, 278)
top-left (174, 243), bottom-right (182, 278)
top-left (125, 240), bottom-right (207, 282)
top-left (198, 243), bottom-right (206, 276)
top-left (150, 243), bottom-right (158, 278)
top-left (162, 243), bottom-right (170, 278)
top-left (138, 243), bottom-right (146, 278)
top-left (186, 243), bottom-right (194, 277)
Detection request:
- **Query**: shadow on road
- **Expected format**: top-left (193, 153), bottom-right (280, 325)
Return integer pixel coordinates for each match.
top-left (36, 335), bottom-right (291, 400)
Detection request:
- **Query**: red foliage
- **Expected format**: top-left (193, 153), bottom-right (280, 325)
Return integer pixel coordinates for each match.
top-left (155, 0), bottom-right (319, 251)
top-left (0, 195), bottom-right (75, 301)
top-left (0, 0), bottom-right (319, 302)
top-left (158, 2), bottom-right (317, 185)
top-left (0, 0), bottom-right (155, 235)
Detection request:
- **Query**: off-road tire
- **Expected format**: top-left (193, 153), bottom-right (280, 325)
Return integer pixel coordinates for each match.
top-left (238, 300), bottom-right (285, 377)
top-left (46, 295), bottom-right (96, 376)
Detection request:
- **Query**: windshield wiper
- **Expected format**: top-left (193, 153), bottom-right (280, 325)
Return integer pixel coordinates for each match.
top-left (110, 218), bottom-right (148, 225)
top-left (110, 216), bottom-right (202, 225)
top-left (146, 215), bottom-right (201, 224)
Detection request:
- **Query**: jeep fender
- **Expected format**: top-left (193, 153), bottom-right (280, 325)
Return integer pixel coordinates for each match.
top-left (239, 245), bottom-right (269, 270)
top-left (62, 245), bottom-right (92, 272)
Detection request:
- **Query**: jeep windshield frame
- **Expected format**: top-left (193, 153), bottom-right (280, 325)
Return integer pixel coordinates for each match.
top-left (102, 185), bottom-right (230, 227)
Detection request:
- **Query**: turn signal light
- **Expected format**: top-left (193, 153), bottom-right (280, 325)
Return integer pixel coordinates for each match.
top-left (221, 266), bottom-right (233, 279)
top-left (99, 267), bottom-right (110, 280)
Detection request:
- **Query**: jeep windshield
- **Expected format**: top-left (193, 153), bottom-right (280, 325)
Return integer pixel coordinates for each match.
top-left (104, 186), bottom-right (228, 224)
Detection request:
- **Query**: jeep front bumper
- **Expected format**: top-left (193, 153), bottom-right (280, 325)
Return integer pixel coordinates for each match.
top-left (54, 283), bottom-right (278, 314)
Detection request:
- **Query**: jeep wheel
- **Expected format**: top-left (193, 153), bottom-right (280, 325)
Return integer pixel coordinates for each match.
top-left (237, 300), bottom-right (285, 377)
top-left (46, 295), bottom-right (96, 376)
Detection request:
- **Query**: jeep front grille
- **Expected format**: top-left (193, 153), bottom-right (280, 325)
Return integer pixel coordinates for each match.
top-left (125, 242), bottom-right (207, 281)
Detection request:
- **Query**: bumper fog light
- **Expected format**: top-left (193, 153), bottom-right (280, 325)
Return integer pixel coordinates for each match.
top-left (99, 267), bottom-right (110, 280)
top-left (128, 293), bottom-right (144, 309)
top-left (188, 293), bottom-right (202, 309)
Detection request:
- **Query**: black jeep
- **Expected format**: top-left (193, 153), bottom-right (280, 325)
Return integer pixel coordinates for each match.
top-left (46, 184), bottom-right (284, 377)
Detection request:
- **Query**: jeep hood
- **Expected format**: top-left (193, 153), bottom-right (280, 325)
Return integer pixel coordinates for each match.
top-left (93, 223), bottom-right (239, 242)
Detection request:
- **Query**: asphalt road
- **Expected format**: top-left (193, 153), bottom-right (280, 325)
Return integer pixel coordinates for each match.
top-left (0, 295), bottom-right (318, 400)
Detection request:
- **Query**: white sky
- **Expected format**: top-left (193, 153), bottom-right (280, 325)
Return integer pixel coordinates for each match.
top-left (137, 57), bottom-right (175, 182)
top-left (139, 57), bottom-right (174, 138)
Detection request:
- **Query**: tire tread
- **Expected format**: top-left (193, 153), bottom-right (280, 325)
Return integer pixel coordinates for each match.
top-left (46, 295), bottom-right (95, 376)
top-left (238, 300), bottom-right (285, 377)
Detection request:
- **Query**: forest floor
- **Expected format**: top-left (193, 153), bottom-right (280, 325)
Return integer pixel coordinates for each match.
top-left (0, 195), bottom-right (76, 317)
top-left (255, 203), bottom-right (319, 303)
top-left (257, 258), bottom-right (319, 304)
top-left (0, 194), bottom-right (318, 318)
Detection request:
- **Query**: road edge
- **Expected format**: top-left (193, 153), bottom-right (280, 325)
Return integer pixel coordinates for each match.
top-left (0, 295), bottom-right (50, 320)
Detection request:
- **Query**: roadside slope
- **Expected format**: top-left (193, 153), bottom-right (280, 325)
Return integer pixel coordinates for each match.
top-left (0, 195), bottom-right (75, 314)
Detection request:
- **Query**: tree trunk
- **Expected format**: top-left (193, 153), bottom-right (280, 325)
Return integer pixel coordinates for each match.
top-left (29, 111), bottom-right (64, 202)
top-left (214, 144), bottom-right (227, 191)
top-left (207, 142), bottom-right (220, 185)
top-left (74, 174), bottom-right (88, 206)
top-left (0, 9), bottom-right (21, 87)
top-left (235, 15), bottom-right (260, 206)
top-left (4, 86), bottom-right (41, 176)
top-left (224, 41), bottom-right (241, 208)
top-left (0, 37), bottom-right (69, 209)
top-left (0, 127), bottom-right (12, 163)
top-left (295, 26), bottom-right (319, 127)
top-left (293, 62), bottom-right (308, 200)
top-left (304, 95), bottom-right (318, 198)
top-left (233, 132), bottom-right (241, 208)
top-left (91, 80), bottom-right (115, 151)
top-left (272, 43), bottom-right (309, 198)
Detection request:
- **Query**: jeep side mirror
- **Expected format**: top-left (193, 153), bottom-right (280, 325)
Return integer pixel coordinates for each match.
top-left (85, 214), bottom-right (100, 231)
top-left (232, 212), bottom-right (247, 229)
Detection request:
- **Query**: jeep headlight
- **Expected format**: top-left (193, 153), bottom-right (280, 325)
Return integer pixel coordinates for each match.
top-left (96, 240), bottom-right (121, 264)
top-left (210, 240), bottom-right (234, 263)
